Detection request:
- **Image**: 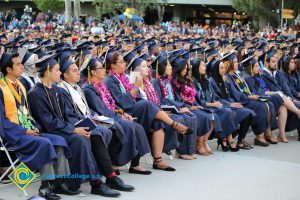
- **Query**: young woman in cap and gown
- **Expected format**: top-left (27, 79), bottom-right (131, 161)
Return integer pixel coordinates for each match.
top-left (62, 57), bottom-right (152, 176)
top-left (100, 52), bottom-right (192, 171)
top-left (281, 56), bottom-right (300, 100)
top-left (244, 56), bottom-right (300, 143)
top-left (18, 51), bottom-right (40, 93)
top-left (222, 52), bottom-right (279, 146)
top-left (0, 52), bottom-right (79, 199)
top-left (209, 59), bottom-right (258, 149)
top-left (131, 54), bottom-right (197, 160)
top-left (170, 56), bottom-right (228, 152)
top-left (27, 54), bottom-right (124, 198)
top-left (190, 57), bottom-right (255, 150)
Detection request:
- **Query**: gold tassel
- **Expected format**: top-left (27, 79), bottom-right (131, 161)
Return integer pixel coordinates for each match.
top-left (46, 63), bottom-right (50, 86)
top-left (79, 50), bottom-right (83, 68)
top-left (88, 66), bottom-right (91, 84)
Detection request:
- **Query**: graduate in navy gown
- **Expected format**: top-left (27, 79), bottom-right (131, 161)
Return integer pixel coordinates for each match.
top-left (191, 57), bottom-right (255, 150)
top-left (131, 54), bottom-right (197, 160)
top-left (103, 52), bottom-right (192, 171)
top-left (281, 56), bottom-right (300, 99)
top-left (60, 58), bottom-right (152, 176)
top-left (243, 56), bottom-right (300, 143)
top-left (0, 52), bottom-right (80, 199)
top-left (27, 54), bottom-right (125, 198)
top-left (222, 52), bottom-right (279, 146)
top-left (19, 51), bottom-right (39, 93)
top-left (170, 55), bottom-right (233, 152)
top-left (260, 52), bottom-right (300, 140)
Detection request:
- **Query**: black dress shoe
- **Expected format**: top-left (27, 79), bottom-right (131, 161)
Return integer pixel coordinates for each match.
top-left (129, 167), bottom-right (152, 175)
top-left (39, 185), bottom-right (61, 200)
top-left (106, 176), bottom-right (135, 192)
top-left (153, 164), bottom-right (176, 171)
top-left (91, 183), bottom-right (121, 197)
top-left (254, 139), bottom-right (269, 147)
top-left (52, 183), bottom-right (81, 195)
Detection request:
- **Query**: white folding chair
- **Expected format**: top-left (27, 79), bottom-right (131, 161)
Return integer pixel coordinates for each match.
top-left (0, 135), bottom-right (28, 197)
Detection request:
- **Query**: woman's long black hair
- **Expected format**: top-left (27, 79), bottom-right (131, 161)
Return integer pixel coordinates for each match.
top-left (191, 58), bottom-right (209, 91)
top-left (171, 58), bottom-right (192, 92)
top-left (210, 60), bottom-right (228, 99)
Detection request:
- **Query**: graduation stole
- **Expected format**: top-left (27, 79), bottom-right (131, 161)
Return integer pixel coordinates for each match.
top-left (0, 78), bottom-right (35, 129)
top-left (232, 73), bottom-right (251, 95)
top-left (194, 80), bottom-right (213, 103)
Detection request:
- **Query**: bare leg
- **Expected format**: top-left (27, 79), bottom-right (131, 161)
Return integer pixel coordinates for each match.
top-left (151, 129), bottom-right (171, 168)
top-left (203, 121), bottom-right (215, 154)
top-left (196, 136), bottom-right (210, 156)
top-left (282, 96), bottom-right (300, 117)
top-left (264, 103), bottom-right (278, 143)
top-left (277, 106), bottom-right (289, 143)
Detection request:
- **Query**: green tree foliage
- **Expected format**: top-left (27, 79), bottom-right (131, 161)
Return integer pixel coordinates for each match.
top-left (33, 0), bottom-right (64, 12)
top-left (232, 0), bottom-right (300, 27)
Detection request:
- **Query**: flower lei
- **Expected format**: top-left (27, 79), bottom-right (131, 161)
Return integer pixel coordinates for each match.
top-left (92, 81), bottom-right (116, 111)
top-left (110, 70), bottom-right (134, 93)
top-left (143, 79), bottom-right (160, 106)
top-left (173, 80), bottom-right (196, 104)
top-left (158, 75), bottom-right (174, 100)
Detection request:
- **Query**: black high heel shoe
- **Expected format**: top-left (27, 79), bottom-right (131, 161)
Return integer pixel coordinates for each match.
top-left (227, 141), bottom-right (239, 152)
top-left (217, 139), bottom-right (229, 152)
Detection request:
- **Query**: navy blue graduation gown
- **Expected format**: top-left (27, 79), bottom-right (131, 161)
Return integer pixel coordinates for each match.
top-left (192, 80), bottom-right (237, 139)
top-left (81, 83), bottom-right (151, 165)
top-left (60, 88), bottom-right (112, 147)
top-left (261, 70), bottom-right (300, 131)
top-left (0, 88), bottom-right (69, 171)
top-left (19, 77), bottom-right (33, 93)
top-left (28, 83), bottom-right (101, 183)
top-left (103, 76), bottom-right (179, 153)
top-left (152, 78), bottom-right (197, 155)
top-left (282, 71), bottom-right (300, 99)
top-left (244, 75), bottom-right (284, 112)
top-left (209, 77), bottom-right (256, 130)
top-left (261, 70), bottom-right (295, 98)
top-left (172, 81), bottom-right (222, 136)
top-left (226, 74), bottom-right (276, 134)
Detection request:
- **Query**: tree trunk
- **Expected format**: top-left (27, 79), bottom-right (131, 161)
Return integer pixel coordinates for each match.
top-left (157, 5), bottom-right (165, 22)
top-left (65, 0), bottom-right (71, 23)
top-left (74, 0), bottom-right (81, 21)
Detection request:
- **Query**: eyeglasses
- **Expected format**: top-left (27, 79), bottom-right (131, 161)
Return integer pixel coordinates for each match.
top-left (95, 67), bottom-right (104, 70)
top-left (116, 60), bottom-right (125, 64)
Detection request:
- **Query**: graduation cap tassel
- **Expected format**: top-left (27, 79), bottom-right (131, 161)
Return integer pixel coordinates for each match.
top-left (46, 63), bottom-right (50, 86)
top-left (88, 66), bottom-right (91, 85)
top-left (79, 50), bottom-right (83, 68)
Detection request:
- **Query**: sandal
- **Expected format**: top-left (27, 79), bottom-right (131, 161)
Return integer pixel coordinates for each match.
top-left (152, 157), bottom-right (176, 172)
top-left (170, 121), bottom-right (193, 135)
top-left (237, 141), bottom-right (251, 150)
top-left (277, 135), bottom-right (289, 143)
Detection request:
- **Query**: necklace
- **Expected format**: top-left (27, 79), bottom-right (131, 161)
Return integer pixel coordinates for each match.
top-left (42, 82), bottom-right (64, 121)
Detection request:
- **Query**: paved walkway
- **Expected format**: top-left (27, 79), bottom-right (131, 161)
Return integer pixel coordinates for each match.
top-left (1, 132), bottom-right (300, 200)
